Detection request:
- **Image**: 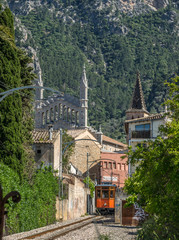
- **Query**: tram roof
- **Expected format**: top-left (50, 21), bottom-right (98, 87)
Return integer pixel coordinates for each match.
top-left (96, 184), bottom-right (117, 187)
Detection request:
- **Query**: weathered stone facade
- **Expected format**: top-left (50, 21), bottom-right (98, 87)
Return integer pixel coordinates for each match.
top-left (32, 129), bottom-right (60, 172)
top-left (56, 174), bottom-right (90, 221)
top-left (35, 65), bottom-right (88, 130)
top-left (67, 129), bottom-right (101, 176)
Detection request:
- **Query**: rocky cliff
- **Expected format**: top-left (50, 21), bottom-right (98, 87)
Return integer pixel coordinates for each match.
top-left (1, 0), bottom-right (178, 141)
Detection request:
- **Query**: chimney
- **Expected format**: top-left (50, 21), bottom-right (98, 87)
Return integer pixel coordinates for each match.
top-left (48, 125), bottom-right (53, 140)
top-left (96, 125), bottom-right (103, 145)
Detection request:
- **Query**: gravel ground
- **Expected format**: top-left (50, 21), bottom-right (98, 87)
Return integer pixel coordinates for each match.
top-left (2, 216), bottom-right (138, 240)
top-left (57, 216), bottom-right (138, 240)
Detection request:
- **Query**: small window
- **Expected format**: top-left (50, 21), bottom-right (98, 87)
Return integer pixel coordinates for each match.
top-left (37, 149), bottom-right (41, 154)
top-left (102, 190), bottom-right (109, 199)
top-left (104, 162), bottom-right (107, 168)
top-left (135, 124), bottom-right (150, 131)
top-left (113, 163), bottom-right (116, 169)
top-left (118, 163), bottom-right (121, 170)
top-left (109, 162), bottom-right (112, 169)
top-left (121, 164), bottom-right (125, 171)
top-left (110, 191), bottom-right (114, 198)
top-left (97, 190), bottom-right (101, 198)
top-left (137, 143), bottom-right (147, 148)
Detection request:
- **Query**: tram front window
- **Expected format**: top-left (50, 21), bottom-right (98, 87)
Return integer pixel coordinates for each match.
top-left (102, 190), bottom-right (109, 199)
top-left (110, 191), bottom-right (114, 198)
top-left (97, 190), bottom-right (101, 198)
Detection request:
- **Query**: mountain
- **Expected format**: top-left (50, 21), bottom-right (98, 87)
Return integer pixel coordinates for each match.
top-left (2, 0), bottom-right (179, 142)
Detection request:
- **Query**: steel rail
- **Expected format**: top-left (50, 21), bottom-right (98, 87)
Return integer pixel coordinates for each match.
top-left (20, 216), bottom-right (103, 240)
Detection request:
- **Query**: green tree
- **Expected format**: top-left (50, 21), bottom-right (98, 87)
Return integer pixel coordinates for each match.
top-left (0, 5), bottom-right (35, 179)
top-left (62, 129), bottom-right (75, 172)
top-left (124, 76), bottom-right (179, 239)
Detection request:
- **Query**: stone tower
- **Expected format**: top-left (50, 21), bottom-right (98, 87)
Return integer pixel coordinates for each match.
top-left (126, 72), bottom-right (149, 120)
top-left (79, 64), bottom-right (88, 128)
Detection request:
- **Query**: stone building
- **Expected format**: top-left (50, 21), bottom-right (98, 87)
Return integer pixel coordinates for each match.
top-left (32, 128), bottom-right (60, 172)
top-left (67, 129), bottom-right (101, 176)
top-left (35, 65), bottom-right (88, 130)
top-left (33, 64), bottom-right (129, 191)
top-left (125, 73), bottom-right (166, 175)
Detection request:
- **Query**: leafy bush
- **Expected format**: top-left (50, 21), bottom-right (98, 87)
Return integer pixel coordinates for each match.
top-left (125, 77), bottom-right (179, 240)
top-left (0, 163), bottom-right (58, 234)
top-left (84, 176), bottom-right (95, 198)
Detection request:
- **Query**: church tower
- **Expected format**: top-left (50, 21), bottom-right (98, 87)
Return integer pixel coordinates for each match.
top-left (126, 72), bottom-right (149, 120)
top-left (79, 64), bottom-right (88, 128)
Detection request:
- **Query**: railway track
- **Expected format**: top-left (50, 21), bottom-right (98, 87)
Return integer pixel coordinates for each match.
top-left (20, 215), bottom-right (103, 240)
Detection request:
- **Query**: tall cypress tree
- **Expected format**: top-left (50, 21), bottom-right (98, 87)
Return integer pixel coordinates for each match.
top-left (0, 5), bottom-right (35, 178)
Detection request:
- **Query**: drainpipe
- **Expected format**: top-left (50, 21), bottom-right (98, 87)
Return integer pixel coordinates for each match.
top-left (128, 140), bottom-right (131, 177)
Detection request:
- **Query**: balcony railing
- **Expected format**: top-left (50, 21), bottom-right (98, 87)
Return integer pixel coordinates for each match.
top-left (132, 130), bottom-right (151, 139)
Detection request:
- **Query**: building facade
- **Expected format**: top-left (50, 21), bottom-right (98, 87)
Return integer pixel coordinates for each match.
top-left (32, 128), bottom-right (61, 172)
top-left (35, 65), bottom-right (88, 130)
top-left (100, 152), bottom-right (128, 188)
top-left (125, 73), bottom-right (166, 175)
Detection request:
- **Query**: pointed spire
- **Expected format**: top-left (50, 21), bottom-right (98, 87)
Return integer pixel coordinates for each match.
top-left (99, 124), bottom-right (102, 133)
top-left (130, 72), bottom-right (146, 110)
top-left (82, 64), bottom-right (88, 88)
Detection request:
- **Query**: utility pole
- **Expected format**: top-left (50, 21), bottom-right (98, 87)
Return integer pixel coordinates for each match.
top-left (87, 152), bottom-right (89, 214)
top-left (59, 128), bottom-right (63, 219)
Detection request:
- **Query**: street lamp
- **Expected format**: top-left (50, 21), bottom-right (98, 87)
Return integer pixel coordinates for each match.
top-left (0, 85), bottom-right (62, 102)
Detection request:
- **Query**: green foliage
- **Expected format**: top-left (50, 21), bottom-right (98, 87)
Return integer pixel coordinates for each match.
top-left (62, 129), bottom-right (75, 172)
top-left (136, 216), bottom-right (178, 240)
top-left (0, 163), bottom-right (58, 234)
top-left (0, 5), bottom-right (35, 179)
top-left (0, 6), bottom-right (58, 235)
top-left (13, 2), bottom-right (179, 141)
top-left (124, 77), bottom-right (179, 239)
top-left (84, 176), bottom-right (95, 198)
top-left (99, 234), bottom-right (111, 240)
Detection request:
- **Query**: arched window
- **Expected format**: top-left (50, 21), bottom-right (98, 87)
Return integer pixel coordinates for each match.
top-left (71, 109), bottom-right (75, 123)
top-left (67, 107), bottom-right (71, 122)
top-left (50, 108), bottom-right (54, 122)
top-left (42, 112), bottom-right (45, 125)
top-left (63, 105), bottom-right (67, 121)
top-left (59, 103), bottom-right (62, 119)
top-left (46, 110), bottom-right (50, 124)
top-left (75, 111), bottom-right (79, 126)
top-left (54, 106), bottom-right (58, 121)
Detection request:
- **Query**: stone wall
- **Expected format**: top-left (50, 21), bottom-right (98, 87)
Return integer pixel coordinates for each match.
top-left (56, 174), bottom-right (90, 221)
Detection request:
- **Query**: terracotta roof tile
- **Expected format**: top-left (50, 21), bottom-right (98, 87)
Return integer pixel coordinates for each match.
top-left (125, 113), bottom-right (164, 123)
top-left (32, 129), bottom-right (60, 143)
top-left (102, 135), bottom-right (127, 148)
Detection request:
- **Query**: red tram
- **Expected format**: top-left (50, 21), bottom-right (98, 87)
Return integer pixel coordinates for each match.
top-left (95, 184), bottom-right (116, 213)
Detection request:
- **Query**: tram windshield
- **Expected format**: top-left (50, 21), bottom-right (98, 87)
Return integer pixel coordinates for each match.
top-left (110, 190), bottom-right (114, 198)
top-left (102, 190), bottom-right (109, 199)
top-left (97, 190), bottom-right (101, 198)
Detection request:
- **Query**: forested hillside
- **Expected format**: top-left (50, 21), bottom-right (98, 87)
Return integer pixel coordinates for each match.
top-left (5, 0), bottom-right (179, 142)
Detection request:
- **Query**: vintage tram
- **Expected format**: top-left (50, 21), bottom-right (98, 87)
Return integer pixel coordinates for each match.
top-left (95, 184), bottom-right (117, 213)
